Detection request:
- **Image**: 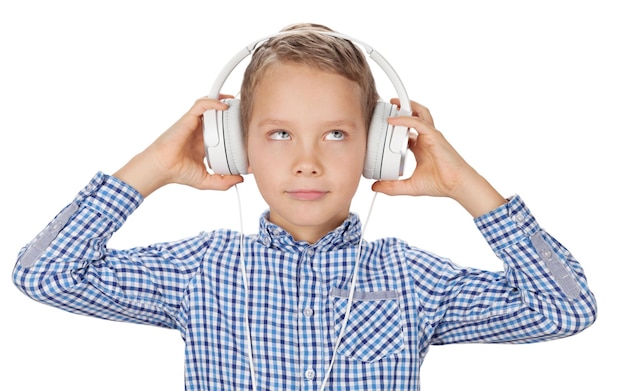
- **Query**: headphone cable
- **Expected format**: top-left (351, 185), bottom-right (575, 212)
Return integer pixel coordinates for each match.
top-left (236, 185), bottom-right (378, 391)
top-left (235, 184), bottom-right (258, 391)
top-left (319, 191), bottom-right (377, 391)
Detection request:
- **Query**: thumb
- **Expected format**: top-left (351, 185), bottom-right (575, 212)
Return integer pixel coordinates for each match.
top-left (371, 178), bottom-right (416, 196)
top-left (195, 174), bottom-right (244, 191)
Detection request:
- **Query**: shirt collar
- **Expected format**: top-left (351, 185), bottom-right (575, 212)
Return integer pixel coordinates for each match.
top-left (257, 211), bottom-right (362, 252)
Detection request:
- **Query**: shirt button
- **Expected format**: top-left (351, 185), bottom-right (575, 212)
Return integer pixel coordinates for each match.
top-left (305, 369), bottom-right (315, 380)
top-left (303, 307), bottom-right (314, 317)
top-left (307, 248), bottom-right (315, 257)
top-left (541, 249), bottom-right (553, 259)
top-left (514, 213), bottom-right (525, 223)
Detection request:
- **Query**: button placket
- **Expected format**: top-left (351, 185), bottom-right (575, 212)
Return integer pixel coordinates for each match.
top-left (297, 245), bottom-right (321, 388)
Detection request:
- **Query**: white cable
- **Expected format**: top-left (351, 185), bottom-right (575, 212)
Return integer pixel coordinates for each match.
top-left (318, 191), bottom-right (378, 391)
top-left (235, 184), bottom-right (258, 391)
top-left (237, 184), bottom-right (378, 391)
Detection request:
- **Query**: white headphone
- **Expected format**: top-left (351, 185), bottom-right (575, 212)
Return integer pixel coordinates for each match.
top-left (203, 30), bottom-right (412, 180)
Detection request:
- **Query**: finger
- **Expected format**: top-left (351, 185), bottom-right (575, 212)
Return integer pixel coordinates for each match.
top-left (188, 97), bottom-right (229, 116)
top-left (409, 101), bottom-right (434, 126)
top-left (371, 178), bottom-right (417, 196)
top-left (197, 174), bottom-right (244, 191)
top-left (388, 114), bottom-right (436, 138)
top-left (390, 98), bottom-right (434, 126)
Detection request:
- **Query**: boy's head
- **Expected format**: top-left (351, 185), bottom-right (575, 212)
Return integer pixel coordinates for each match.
top-left (242, 23), bottom-right (379, 243)
top-left (240, 23), bottom-right (380, 138)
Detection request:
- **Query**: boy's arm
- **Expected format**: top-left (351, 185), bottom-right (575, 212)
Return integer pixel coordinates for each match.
top-left (12, 98), bottom-right (242, 327)
top-left (114, 97), bottom-right (242, 197)
top-left (409, 195), bottom-right (597, 345)
top-left (380, 100), bottom-right (596, 342)
top-left (12, 173), bottom-right (209, 328)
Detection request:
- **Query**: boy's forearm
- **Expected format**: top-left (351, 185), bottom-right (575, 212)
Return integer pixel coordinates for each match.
top-left (113, 151), bottom-right (166, 198)
top-left (451, 171), bottom-right (507, 219)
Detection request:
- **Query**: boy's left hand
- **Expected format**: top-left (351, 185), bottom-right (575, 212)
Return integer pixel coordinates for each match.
top-left (372, 99), bottom-right (506, 218)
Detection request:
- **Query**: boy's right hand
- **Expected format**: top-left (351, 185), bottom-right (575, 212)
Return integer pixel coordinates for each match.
top-left (113, 97), bottom-right (244, 197)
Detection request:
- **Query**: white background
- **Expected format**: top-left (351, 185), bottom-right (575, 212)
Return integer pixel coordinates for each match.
top-left (1, 0), bottom-right (623, 390)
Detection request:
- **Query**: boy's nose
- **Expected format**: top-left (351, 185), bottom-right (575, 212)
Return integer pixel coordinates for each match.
top-left (292, 145), bottom-right (322, 176)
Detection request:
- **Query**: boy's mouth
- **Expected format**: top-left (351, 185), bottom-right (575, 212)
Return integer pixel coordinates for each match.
top-left (286, 190), bottom-right (329, 201)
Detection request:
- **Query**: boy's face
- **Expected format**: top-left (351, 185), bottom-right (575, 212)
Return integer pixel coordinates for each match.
top-left (247, 62), bottom-right (367, 243)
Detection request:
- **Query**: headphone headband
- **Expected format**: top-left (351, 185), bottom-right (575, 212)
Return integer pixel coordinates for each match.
top-left (208, 30), bottom-right (411, 115)
top-left (203, 29), bottom-right (412, 180)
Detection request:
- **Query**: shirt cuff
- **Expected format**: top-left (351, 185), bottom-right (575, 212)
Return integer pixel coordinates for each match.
top-left (75, 171), bottom-right (144, 230)
top-left (474, 195), bottom-right (540, 253)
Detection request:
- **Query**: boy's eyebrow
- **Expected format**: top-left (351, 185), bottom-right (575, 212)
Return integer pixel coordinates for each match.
top-left (257, 119), bottom-right (289, 127)
top-left (257, 118), bottom-right (359, 128)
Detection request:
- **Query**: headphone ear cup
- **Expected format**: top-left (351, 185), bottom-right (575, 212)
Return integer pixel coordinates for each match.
top-left (363, 101), bottom-right (393, 180)
top-left (221, 99), bottom-right (248, 175)
top-left (363, 100), bottom-right (408, 180)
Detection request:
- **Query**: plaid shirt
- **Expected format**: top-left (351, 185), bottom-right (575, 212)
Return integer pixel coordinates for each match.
top-left (13, 172), bottom-right (597, 390)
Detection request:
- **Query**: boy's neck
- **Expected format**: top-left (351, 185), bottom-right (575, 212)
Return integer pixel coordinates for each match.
top-left (267, 211), bottom-right (347, 244)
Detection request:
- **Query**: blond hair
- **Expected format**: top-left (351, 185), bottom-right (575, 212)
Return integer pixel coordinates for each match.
top-left (239, 23), bottom-right (379, 136)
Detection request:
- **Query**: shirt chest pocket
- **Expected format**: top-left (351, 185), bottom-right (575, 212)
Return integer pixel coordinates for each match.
top-left (330, 287), bottom-right (405, 363)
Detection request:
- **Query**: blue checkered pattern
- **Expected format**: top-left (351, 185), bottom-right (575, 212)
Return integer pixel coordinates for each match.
top-left (13, 172), bottom-right (597, 390)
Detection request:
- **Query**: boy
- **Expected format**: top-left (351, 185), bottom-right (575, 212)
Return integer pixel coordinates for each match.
top-left (12, 23), bottom-right (597, 390)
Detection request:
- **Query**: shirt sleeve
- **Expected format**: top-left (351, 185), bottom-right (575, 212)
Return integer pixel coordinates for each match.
top-left (411, 195), bottom-right (597, 345)
top-left (12, 172), bottom-right (207, 330)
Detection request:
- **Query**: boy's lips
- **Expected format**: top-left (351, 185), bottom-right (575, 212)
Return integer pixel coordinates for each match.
top-left (286, 189), bottom-right (329, 201)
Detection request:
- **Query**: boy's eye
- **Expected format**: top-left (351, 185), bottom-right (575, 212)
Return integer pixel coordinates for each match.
top-left (325, 130), bottom-right (346, 141)
top-left (269, 130), bottom-right (291, 140)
